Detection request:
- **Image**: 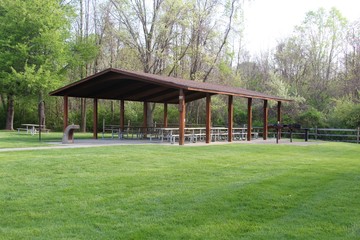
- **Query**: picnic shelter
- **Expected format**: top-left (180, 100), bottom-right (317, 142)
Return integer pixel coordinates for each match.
top-left (50, 68), bottom-right (291, 145)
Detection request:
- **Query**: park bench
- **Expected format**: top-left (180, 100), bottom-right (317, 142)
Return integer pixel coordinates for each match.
top-left (102, 125), bottom-right (121, 139)
top-left (35, 127), bottom-right (51, 133)
top-left (169, 133), bottom-right (194, 144)
top-left (17, 127), bottom-right (30, 134)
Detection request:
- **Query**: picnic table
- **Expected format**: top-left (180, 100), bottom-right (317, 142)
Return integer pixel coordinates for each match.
top-left (102, 125), bottom-right (258, 144)
top-left (17, 124), bottom-right (50, 136)
top-left (157, 127), bottom-right (256, 144)
top-left (102, 125), bottom-right (159, 140)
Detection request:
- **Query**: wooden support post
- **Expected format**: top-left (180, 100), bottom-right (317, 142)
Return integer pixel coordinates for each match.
top-left (263, 100), bottom-right (268, 140)
top-left (247, 98), bottom-right (252, 141)
top-left (277, 101), bottom-right (282, 123)
top-left (206, 94), bottom-right (212, 144)
top-left (93, 98), bottom-right (98, 139)
top-left (143, 102), bottom-right (148, 138)
top-left (228, 95), bottom-right (233, 142)
top-left (164, 103), bottom-right (168, 128)
top-left (179, 90), bottom-right (185, 145)
top-left (277, 101), bottom-right (282, 139)
top-left (120, 100), bottom-right (125, 131)
top-left (63, 95), bottom-right (68, 131)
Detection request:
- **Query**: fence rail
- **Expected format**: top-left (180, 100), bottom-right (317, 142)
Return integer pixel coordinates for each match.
top-left (309, 127), bottom-right (360, 143)
top-left (253, 127), bottom-right (360, 144)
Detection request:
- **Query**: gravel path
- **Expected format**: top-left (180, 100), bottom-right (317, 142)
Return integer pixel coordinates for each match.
top-left (0, 138), bottom-right (321, 152)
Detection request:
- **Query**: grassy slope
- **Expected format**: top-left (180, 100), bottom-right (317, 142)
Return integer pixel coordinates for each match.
top-left (0, 139), bottom-right (360, 239)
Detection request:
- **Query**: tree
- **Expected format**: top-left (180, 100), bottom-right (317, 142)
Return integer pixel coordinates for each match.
top-left (0, 0), bottom-right (73, 130)
top-left (274, 8), bottom-right (347, 110)
top-left (181, 0), bottom-right (242, 123)
top-left (69, 0), bottom-right (100, 132)
top-left (343, 20), bottom-right (360, 100)
top-left (110, 0), bottom-right (192, 125)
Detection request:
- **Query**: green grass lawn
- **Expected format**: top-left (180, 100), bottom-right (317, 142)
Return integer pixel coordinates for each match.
top-left (0, 131), bottom-right (360, 239)
top-left (0, 130), bottom-right (94, 148)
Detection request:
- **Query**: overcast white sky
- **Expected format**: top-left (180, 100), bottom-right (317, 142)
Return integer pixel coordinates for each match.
top-left (243, 0), bottom-right (360, 54)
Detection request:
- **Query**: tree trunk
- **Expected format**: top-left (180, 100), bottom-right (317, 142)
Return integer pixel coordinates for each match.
top-left (0, 94), bottom-right (6, 111)
top-left (5, 95), bottom-right (14, 130)
top-left (146, 102), bottom-right (155, 127)
top-left (38, 92), bottom-right (46, 127)
top-left (111, 100), bottom-right (115, 123)
top-left (80, 98), bottom-right (87, 132)
top-left (39, 101), bottom-right (46, 128)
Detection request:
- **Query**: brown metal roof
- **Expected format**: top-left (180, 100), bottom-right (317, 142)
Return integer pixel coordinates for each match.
top-left (49, 68), bottom-right (290, 103)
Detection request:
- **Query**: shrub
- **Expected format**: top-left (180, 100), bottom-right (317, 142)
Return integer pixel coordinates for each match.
top-left (296, 107), bottom-right (326, 128)
top-left (328, 97), bottom-right (360, 128)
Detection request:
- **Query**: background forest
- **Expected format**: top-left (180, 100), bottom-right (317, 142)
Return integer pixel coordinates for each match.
top-left (0, 0), bottom-right (359, 131)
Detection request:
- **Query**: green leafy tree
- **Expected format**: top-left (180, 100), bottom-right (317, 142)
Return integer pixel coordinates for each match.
top-left (0, 0), bottom-right (73, 130)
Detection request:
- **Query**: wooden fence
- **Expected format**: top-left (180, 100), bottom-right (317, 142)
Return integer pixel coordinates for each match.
top-left (253, 127), bottom-right (360, 144)
top-left (308, 127), bottom-right (360, 143)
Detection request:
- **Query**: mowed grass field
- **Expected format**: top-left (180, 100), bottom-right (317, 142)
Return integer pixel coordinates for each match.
top-left (0, 130), bottom-right (92, 148)
top-left (1, 131), bottom-right (360, 239)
